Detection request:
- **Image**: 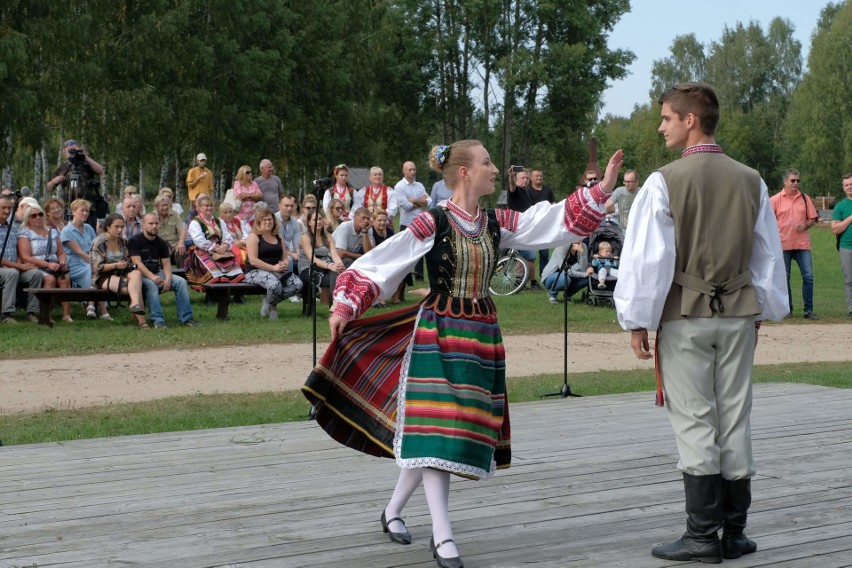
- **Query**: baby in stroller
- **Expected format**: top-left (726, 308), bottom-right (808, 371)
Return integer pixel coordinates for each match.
top-left (591, 241), bottom-right (619, 289)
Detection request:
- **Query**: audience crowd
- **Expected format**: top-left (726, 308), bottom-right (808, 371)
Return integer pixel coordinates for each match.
top-left (2, 154), bottom-right (850, 327)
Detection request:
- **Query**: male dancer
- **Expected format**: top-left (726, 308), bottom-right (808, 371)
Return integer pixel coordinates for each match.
top-left (614, 82), bottom-right (788, 563)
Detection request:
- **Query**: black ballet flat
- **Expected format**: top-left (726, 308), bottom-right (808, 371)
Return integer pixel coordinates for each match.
top-left (430, 536), bottom-right (464, 568)
top-left (380, 510), bottom-right (411, 545)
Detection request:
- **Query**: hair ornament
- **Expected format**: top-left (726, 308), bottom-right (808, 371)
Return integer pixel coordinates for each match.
top-left (435, 144), bottom-right (450, 165)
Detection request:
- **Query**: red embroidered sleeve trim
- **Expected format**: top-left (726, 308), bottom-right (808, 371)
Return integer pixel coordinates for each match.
top-left (564, 184), bottom-right (606, 237)
top-left (407, 211), bottom-right (437, 241)
top-left (331, 302), bottom-right (355, 321)
top-left (333, 268), bottom-right (381, 320)
top-left (495, 208), bottom-right (520, 232)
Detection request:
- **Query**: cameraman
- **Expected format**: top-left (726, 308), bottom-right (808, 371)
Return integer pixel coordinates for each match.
top-left (47, 140), bottom-right (105, 229)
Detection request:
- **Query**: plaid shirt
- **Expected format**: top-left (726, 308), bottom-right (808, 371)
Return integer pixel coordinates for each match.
top-left (0, 220), bottom-right (19, 263)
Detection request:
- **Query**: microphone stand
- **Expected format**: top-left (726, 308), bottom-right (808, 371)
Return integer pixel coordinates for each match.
top-left (307, 180), bottom-right (327, 420)
top-left (544, 250), bottom-right (582, 399)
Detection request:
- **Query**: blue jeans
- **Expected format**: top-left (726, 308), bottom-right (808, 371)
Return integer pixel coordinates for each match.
top-left (142, 271), bottom-right (194, 325)
top-left (543, 272), bottom-right (588, 300)
top-left (538, 249), bottom-right (550, 277)
top-left (783, 249), bottom-right (814, 313)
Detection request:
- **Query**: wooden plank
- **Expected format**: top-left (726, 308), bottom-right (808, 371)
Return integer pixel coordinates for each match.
top-left (1, 384), bottom-right (851, 567)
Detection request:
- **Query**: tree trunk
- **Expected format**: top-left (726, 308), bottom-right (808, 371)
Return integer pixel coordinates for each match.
top-left (2, 130), bottom-right (13, 189)
top-left (138, 165), bottom-right (145, 200)
top-left (159, 155), bottom-right (169, 190)
top-left (34, 149), bottom-right (42, 200)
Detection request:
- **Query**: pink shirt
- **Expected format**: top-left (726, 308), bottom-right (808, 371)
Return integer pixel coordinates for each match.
top-left (770, 189), bottom-right (817, 250)
top-left (234, 181), bottom-right (262, 220)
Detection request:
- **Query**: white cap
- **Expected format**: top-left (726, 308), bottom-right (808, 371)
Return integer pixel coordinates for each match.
top-left (196, 153), bottom-right (207, 161)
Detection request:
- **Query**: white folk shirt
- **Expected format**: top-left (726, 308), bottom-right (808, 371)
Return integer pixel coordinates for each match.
top-left (613, 171), bottom-right (789, 331)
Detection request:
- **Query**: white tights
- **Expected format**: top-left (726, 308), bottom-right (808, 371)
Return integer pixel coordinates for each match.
top-left (384, 467), bottom-right (460, 559)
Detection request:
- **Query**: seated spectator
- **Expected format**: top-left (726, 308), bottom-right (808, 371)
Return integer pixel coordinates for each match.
top-left (274, 194), bottom-right (300, 273)
top-left (332, 207), bottom-right (371, 268)
top-left (13, 196), bottom-right (40, 228)
top-left (44, 197), bottom-right (66, 232)
top-left (120, 196), bottom-right (144, 240)
top-left (297, 195), bottom-right (318, 236)
top-left (327, 198), bottom-right (346, 232)
top-left (60, 199), bottom-right (110, 319)
top-left (591, 240), bottom-right (619, 289)
top-left (0, 194), bottom-right (43, 323)
top-left (114, 185), bottom-right (147, 215)
top-left (364, 209), bottom-right (401, 305)
top-left (184, 195), bottom-right (245, 285)
top-left (542, 242), bottom-right (592, 304)
top-left (245, 208), bottom-right (302, 319)
top-left (128, 213), bottom-right (199, 328)
top-left (158, 187), bottom-right (184, 218)
top-left (233, 165), bottom-right (263, 234)
top-left (245, 200), bottom-right (269, 232)
top-left (17, 203), bottom-right (74, 322)
top-left (219, 200), bottom-right (248, 271)
top-left (154, 194), bottom-right (186, 268)
top-left (91, 214), bottom-right (147, 328)
top-left (298, 210), bottom-right (345, 307)
top-left (365, 208), bottom-right (394, 250)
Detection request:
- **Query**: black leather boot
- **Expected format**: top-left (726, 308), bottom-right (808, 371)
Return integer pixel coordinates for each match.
top-left (721, 478), bottom-right (757, 559)
top-left (652, 473), bottom-right (723, 564)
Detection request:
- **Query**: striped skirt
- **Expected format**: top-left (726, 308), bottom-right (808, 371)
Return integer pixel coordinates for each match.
top-left (184, 246), bottom-right (245, 285)
top-left (303, 303), bottom-right (510, 480)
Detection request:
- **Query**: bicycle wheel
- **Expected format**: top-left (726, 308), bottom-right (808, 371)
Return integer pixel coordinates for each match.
top-left (489, 254), bottom-right (530, 296)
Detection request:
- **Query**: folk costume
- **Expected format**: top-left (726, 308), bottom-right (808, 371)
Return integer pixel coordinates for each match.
top-left (303, 184), bottom-right (611, 480)
top-left (322, 184), bottom-right (354, 218)
top-left (614, 144), bottom-right (788, 562)
top-left (184, 215), bottom-right (244, 285)
top-left (354, 184), bottom-right (398, 218)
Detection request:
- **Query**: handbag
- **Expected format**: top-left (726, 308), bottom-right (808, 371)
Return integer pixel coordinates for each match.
top-left (211, 250), bottom-right (235, 261)
top-left (223, 188), bottom-right (242, 210)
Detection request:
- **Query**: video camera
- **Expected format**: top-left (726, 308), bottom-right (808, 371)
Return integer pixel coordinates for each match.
top-left (312, 176), bottom-right (333, 192)
top-left (68, 147), bottom-right (88, 168)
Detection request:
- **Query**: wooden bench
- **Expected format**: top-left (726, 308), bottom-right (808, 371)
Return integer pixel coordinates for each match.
top-left (24, 288), bottom-right (118, 327)
top-left (200, 282), bottom-right (266, 320)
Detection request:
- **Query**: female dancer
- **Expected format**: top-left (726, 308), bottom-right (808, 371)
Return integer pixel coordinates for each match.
top-left (304, 140), bottom-right (622, 568)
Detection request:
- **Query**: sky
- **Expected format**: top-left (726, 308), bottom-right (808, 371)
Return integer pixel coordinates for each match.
top-left (600, 0), bottom-right (830, 118)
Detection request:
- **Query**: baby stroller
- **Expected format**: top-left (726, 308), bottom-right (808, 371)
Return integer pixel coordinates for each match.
top-left (582, 221), bottom-right (624, 308)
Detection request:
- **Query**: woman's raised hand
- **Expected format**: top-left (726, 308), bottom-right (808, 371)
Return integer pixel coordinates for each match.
top-left (600, 149), bottom-right (624, 192)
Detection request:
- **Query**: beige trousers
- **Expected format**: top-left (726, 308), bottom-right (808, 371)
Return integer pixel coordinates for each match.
top-left (658, 316), bottom-right (756, 479)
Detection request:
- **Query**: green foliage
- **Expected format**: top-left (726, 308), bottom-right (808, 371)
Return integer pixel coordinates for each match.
top-left (1, 1), bottom-right (634, 201)
top-left (782, 1), bottom-right (852, 200)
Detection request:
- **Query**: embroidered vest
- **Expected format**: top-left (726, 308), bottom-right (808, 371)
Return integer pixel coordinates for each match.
top-left (659, 153), bottom-right (762, 321)
top-left (422, 206), bottom-right (501, 317)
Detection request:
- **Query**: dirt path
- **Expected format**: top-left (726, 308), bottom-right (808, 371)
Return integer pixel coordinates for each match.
top-left (3, 324), bottom-right (850, 415)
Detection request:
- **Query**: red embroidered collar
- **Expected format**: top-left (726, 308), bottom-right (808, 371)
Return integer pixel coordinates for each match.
top-left (682, 144), bottom-right (724, 157)
top-left (446, 199), bottom-right (481, 223)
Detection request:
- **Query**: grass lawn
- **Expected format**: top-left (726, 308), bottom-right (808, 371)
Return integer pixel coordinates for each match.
top-left (1, 361), bottom-right (848, 446)
top-left (0, 227), bottom-right (846, 359)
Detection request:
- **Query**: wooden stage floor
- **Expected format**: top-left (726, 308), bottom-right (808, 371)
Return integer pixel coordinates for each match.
top-left (2, 383), bottom-right (851, 567)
